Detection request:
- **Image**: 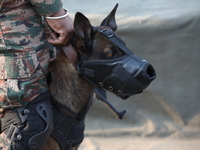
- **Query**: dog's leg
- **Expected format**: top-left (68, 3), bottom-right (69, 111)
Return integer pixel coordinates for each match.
top-left (43, 137), bottom-right (60, 150)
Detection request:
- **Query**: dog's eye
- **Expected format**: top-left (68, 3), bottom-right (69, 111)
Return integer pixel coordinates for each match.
top-left (106, 51), bottom-right (114, 57)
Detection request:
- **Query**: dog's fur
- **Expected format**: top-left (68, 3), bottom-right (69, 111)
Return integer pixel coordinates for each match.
top-left (43, 5), bottom-right (126, 150)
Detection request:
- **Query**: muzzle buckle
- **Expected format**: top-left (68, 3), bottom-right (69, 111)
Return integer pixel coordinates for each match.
top-left (100, 29), bottom-right (114, 38)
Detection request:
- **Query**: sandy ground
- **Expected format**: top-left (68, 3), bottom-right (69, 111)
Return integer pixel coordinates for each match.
top-left (78, 92), bottom-right (200, 150)
top-left (80, 137), bottom-right (200, 150)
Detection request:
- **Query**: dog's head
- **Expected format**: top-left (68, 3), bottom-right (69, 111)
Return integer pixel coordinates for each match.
top-left (72, 4), bottom-right (125, 61)
top-left (72, 4), bottom-right (156, 99)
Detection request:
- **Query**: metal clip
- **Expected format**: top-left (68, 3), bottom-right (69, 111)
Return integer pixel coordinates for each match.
top-left (17, 108), bottom-right (29, 123)
top-left (6, 124), bottom-right (22, 142)
top-left (100, 29), bottom-right (114, 38)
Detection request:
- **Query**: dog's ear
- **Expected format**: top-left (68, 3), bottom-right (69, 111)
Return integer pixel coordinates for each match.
top-left (100, 3), bottom-right (118, 31)
top-left (74, 12), bottom-right (92, 41)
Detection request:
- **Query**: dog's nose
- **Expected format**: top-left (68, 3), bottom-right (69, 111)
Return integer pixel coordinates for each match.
top-left (134, 62), bottom-right (156, 84)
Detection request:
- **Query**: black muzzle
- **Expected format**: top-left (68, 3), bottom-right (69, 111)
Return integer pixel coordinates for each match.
top-left (78, 27), bottom-right (156, 99)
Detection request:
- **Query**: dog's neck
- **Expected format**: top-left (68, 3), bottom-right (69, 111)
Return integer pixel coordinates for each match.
top-left (49, 47), bottom-right (94, 120)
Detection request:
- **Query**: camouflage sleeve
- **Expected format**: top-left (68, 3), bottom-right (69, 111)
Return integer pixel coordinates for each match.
top-left (28, 0), bottom-right (63, 16)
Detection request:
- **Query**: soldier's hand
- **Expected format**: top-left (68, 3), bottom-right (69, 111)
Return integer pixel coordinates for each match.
top-left (46, 9), bottom-right (74, 45)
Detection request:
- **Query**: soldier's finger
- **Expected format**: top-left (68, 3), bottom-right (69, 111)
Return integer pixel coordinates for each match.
top-left (50, 32), bottom-right (57, 40)
top-left (48, 37), bottom-right (61, 45)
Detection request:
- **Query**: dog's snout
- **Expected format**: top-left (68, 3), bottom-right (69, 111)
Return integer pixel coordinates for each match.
top-left (135, 62), bottom-right (156, 84)
top-left (146, 64), bottom-right (156, 80)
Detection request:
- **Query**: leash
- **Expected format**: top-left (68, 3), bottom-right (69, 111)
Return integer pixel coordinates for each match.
top-left (94, 87), bottom-right (126, 119)
top-left (62, 44), bottom-right (78, 69)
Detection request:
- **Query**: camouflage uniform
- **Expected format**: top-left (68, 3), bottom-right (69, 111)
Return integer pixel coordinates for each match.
top-left (0, 0), bottom-right (63, 149)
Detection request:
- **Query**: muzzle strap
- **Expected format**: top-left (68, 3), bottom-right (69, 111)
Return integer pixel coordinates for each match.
top-left (94, 27), bottom-right (143, 62)
top-left (77, 66), bottom-right (95, 78)
top-left (113, 65), bottom-right (149, 91)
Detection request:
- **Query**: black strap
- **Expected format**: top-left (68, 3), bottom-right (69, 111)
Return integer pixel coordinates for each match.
top-left (94, 27), bottom-right (143, 62)
top-left (94, 87), bottom-right (126, 119)
top-left (51, 105), bottom-right (85, 150)
top-left (77, 62), bottom-right (95, 78)
top-left (113, 65), bottom-right (149, 90)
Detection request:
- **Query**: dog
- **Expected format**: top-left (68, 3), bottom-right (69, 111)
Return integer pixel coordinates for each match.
top-left (43, 4), bottom-right (156, 150)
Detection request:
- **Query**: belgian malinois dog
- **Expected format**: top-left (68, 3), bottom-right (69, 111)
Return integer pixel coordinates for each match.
top-left (43, 4), bottom-right (156, 150)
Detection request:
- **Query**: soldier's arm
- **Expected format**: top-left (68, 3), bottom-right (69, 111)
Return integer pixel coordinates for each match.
top-left (28, 0), bottom-right (63, 16)
top-left (28, 0), bottom-right (74, 45)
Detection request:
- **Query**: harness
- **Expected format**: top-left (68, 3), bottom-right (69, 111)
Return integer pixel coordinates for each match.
top-left (51, 105), bottom-right (85, 150)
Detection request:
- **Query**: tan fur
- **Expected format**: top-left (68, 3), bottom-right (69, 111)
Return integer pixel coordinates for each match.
top-left (48, 50), bottom-right (93, 114)
top-left (42, 50), bottom-right (93, 150)
top-left (43, 137), bottom-right (60, 150)
top-left (44, 137), bottom-right (78, 150)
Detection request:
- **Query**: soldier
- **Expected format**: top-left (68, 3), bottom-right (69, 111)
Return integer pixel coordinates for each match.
top-left (0, 0), bottom-right (74, 149)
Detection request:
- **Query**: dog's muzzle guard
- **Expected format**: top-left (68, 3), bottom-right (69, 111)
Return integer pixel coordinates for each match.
top-left (78, 27), bottom-right (156, 99)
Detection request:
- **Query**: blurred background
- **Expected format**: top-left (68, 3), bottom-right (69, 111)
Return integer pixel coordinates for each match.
top-left (63, 0), bottom-right (200, 149)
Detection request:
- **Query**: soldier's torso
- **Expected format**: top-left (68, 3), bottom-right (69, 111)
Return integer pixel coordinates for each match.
top-left (0, 0), bottom-right (54, 79)
top-left (0, 0), bottom-right (56, 109)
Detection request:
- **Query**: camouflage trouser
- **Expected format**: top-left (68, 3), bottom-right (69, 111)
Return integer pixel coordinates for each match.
top-left (0, 42), bottom-right (56, 150)
top-left (0, 91), bottom-right (54, 150)
top-left (0, 133), bottom-right (15, 150)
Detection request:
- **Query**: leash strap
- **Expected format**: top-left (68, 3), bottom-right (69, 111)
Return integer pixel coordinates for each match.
top-left (94, 87), bottom-right (126, 119)
top-left (62, 44), bottom-right (78, 69)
